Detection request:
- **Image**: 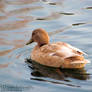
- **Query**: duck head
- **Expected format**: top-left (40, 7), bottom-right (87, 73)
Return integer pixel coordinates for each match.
top-left (26, 28), bottom-right (49, 46)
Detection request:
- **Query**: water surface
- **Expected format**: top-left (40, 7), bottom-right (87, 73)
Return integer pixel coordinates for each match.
top-left (0, 0), bottom-right (92, 92)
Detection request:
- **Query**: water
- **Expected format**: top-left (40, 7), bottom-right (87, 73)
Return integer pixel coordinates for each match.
top-left (0, 0), bottom-right (92, 92)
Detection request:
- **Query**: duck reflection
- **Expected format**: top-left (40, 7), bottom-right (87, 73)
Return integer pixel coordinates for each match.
top-left (26, 59), bottom-right (90, 82)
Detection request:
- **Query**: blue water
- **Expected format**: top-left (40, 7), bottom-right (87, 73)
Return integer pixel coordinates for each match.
top-left (0, 0), bottom-right (92, 92)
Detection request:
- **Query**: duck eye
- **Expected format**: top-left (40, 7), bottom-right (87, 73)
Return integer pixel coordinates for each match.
top-left (32, 32), bottom-right (36, 35)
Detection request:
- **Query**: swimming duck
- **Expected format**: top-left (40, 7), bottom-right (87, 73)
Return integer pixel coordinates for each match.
top-left (26, 28), bottom-right (88, 68)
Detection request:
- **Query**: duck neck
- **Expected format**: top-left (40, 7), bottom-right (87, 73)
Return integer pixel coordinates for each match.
top-left (38, 42), bottom-right (48, 47)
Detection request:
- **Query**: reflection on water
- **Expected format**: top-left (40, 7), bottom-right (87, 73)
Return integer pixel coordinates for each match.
top-left (0, 20), bottom-right (29, 31)
top-left (60, 12), bottom-right (74, 15)
top-left (42, 0), bottom-right (63, 6)
top-left (49, 26), bottom-right (72, 36)
top-left (0, 48), bottom-right (14, 56)
top-left (0, 62), bottom-right (11, 69)
top-left (36, 12), bottom-right (74, 20)
top-left (85, 7), bottom-right (92, 10)
top-left (72, 23), bottom-right (86, 26)
top-left (6, 0), bottom-right (40, 5)
top-left (26, 59), bottom-right (90, 82)
top-left (0, 0), bottom-right (92, 92)
top-left (8, 6), bottom-right (43, 16)
top-left (0, 16), bottom-right (7, 20)
top-left (36, 12), bottom-right (62, 20)
top-left (0, 0), bottom-right (6, 13)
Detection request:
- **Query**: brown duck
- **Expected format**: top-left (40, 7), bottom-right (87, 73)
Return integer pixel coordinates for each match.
top-left (26, 28), bottom-right (89, 68)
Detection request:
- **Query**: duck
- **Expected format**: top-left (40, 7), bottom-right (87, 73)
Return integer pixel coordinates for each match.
top-left (26, 28), bottom-right (88, 69)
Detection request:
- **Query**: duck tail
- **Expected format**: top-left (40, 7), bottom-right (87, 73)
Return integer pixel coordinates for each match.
top-left (65, 56), bottom-right (88, 64)
top-left (65, 56), bottom-right (84, 61)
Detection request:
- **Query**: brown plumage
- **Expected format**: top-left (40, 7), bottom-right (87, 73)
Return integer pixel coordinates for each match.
top-left (26, 28), bottom-right (88, 68)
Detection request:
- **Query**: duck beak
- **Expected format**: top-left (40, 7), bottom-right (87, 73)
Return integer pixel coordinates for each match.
top-left (26, 39), bottom-right (33, 45)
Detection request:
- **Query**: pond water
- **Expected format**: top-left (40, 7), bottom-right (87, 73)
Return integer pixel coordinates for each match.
top-left (0, 0), bottom-right (92, 92)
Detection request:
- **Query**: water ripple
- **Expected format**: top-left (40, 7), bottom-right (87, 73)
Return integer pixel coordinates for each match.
top-left (0, 0), bottom-right (92, 92)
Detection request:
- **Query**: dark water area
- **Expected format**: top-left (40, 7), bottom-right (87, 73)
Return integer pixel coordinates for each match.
top-left (0, 0), bottom-right (92, 92)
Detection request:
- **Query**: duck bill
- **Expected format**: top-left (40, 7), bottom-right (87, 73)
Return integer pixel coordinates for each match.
top-left (26, 39), bottom-right (33, 45)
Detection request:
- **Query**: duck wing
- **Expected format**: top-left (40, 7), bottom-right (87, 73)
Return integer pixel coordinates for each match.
top-left (55, 42), bottom-right (89, 64)
top-left (56, 42), bottom-right (87, 56)
top-left (66, 44), bottom-right (87, 55)
top-left (40, 44), bottom-right (61, 53)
